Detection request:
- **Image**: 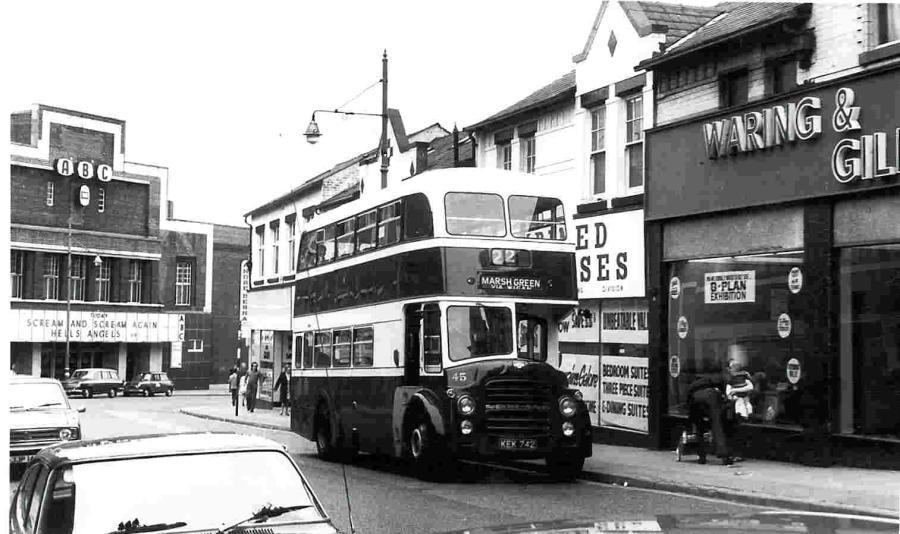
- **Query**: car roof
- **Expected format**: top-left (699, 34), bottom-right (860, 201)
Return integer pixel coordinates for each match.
top-left (9, 376), bottom-right (64, 386)
top-left (36, 432), bottom-right (285, 466)
top-left (73, 368), bottom-right (117, 372)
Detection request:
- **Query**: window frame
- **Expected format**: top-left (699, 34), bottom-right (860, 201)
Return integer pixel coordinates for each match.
top-left (519, 135), bottom-right (536, 174)
top-left (94, 257), bottom-right (111, 302)
top-left (352, 326), bottom-right (374, 367)
top-left (175, 259), bottom-right (193, 307)
top-left (271, 221), bottom-right (280, 275)
top-left (69, 256), bottom-right (86, 302)
top-left (376, 200), bottom-right (402, 247)
top-left (355, 209), bottom-right (377, 253)
top-left (43, 254), bottom-right (60, 300)
top-left (332, 329), bottom-right (352, 368)
top-left (496, 141), bottom-right (512, 170)
top-left (876, 3), bottom-right (900, 46)
top-left (97, 187), bottom-right (106, 213)
top-left (11, 250), bottom-right (24, 299)
top-left (187, 338), bottom-right (204, 352)
top-left (313, 331), bottom-right (333, 368)
top-left (336, 217), bottom-right (356, 259)
top-left (128, 260), bottom-right (143, 303)
top-left (287, 216), bottom-right (297, 272)
top-left (46, 182), bottom-right (54, 207)
top-left (255, 225), bottom-right (265, 277)
top-left (590, 106), bottom-right (607, 196)
top-left (508, 195), bottom-right (567, 241)
top-left (444, 191), bottom-right (508, 237)
top-left (624, 92), bottom-right (645, 190)
top-left (719, 68), bottom-right (749, 109)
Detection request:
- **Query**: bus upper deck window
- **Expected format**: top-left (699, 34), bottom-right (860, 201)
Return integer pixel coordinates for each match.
top-left (445, 192), bottom-right (506, 237)
top-left (356, 210), bottom-right (377, 252)
top-left (378, 201), bottom-right (402, 246)
top-left (336, 218), bottom-right (355, 258)
top-left (509, 195), bottom-right (567, 241)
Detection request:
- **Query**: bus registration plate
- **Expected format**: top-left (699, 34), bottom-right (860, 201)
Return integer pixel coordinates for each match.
top-left (499, 438), bottom-right (537, 450)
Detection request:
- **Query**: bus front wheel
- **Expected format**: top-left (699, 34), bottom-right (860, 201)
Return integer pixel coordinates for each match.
top-left (545, 453), bottom-right (585, 481)
top-left (407, 416), bottom-right (447, 480)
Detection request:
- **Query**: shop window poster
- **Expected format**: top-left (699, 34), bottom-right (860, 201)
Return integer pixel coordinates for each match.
top-left (600, 355), bottom-right (649, 433)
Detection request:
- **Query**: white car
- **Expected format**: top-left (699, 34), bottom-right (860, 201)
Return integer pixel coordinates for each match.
top-left (9, 376), bottom-right (85, 468)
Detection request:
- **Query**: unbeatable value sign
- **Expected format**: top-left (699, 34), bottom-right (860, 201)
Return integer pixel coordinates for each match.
top-left (704, 271), bottom-right (755, 303)
top-left (477, 273), bottom-right (544, 293)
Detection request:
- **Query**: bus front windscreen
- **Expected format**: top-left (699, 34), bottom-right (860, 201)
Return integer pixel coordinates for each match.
top-left (447, 306), bottom-right (513, 361)
top-left (509, 195), bottom-right (567, 240)
top-left (444, 193), bottom-right (506, 237)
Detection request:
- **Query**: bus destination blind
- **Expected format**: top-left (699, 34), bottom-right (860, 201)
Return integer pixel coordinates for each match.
top-left (477, 273), bottom-right (545, 294)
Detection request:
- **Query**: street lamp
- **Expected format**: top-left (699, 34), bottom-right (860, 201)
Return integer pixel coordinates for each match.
top-left (304, 50), bottom-right (390, 189)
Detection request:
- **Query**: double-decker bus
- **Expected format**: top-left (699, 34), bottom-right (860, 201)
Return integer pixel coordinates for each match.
top-left (290, 167), bottom-right (591, 478)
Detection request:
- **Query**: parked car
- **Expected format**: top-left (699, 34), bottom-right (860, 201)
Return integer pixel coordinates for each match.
top-left (123, 371), bottom-right (175, 397)
top-left (61, 368), bottom-right (123, 398)
top-left (9, 376), bottom-right (85, 469)
top-left (9, 432), bottom-right (338, 534)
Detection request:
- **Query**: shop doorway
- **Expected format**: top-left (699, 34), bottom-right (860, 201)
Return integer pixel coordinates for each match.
top-left (126, 345), bottom-right (151, 381)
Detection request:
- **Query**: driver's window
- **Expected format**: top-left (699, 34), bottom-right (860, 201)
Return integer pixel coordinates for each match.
top-left (16, 465), bottom-right (40, 528)
top-left (422, 305), bottom-right (442, 373)
top-left (517, 317), bottom-right (547, 362)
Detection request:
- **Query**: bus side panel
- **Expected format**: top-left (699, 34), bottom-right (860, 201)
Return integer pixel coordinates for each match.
top-left (290, 375), bottom-right (316, 441)
top-left (347, 374), bottom-right (405, 455)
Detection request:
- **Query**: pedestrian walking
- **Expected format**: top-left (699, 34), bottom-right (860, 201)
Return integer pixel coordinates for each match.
top-left (245, 362), bottom-right (264, 413)
top-left (228, 368), bottom-right (239, 407)
top-left (274, 364), bottom-right (291, 416)
top-left (239, 373), bottom-right (248, 407)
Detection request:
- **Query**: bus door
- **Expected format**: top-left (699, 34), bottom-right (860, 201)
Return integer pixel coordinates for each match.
top-left (403, 302), bottom-right (443, 386)
top-left (515, 304), bottom-right (551, 362)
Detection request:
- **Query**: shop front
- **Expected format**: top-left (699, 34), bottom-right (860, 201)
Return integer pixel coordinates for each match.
top-left (559, 207), bottom-right (651, 447)
top-left (249, 329), bottom-right (292, 409)
top-left (646, 65), bottom-right (900, 468)
top-left (10, 308), bottom-right (185, 381)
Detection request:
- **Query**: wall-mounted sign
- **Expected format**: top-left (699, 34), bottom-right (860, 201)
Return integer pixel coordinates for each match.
top-left (669, 277), bottom-right (681, 299)
top-left (669, 355), bottom-right (680, 378)
top-left (788, 267), bottom-right (803, 294)
top-left (575, 209), bottom-right (645, 299)
top-left (676, 316), bottom-right (689, 339)
top-left (478, 273), bottom-right (544, 293)
top-left (830, 87), bottom-right (899, 184)
top-left (599, 355), bottom-right (649, 433)
top-left (786, 357), bottom-right (801, 384)
top-left (601, 299), bottom-right (648, 345)
top-left (704, 271), bottom-right (755, 304)
top-left (11, 310), bottom-right (184, 343)
top-left (78, 185), bottom-right (90, 207)
top-left (557, 302), bottom-right (600, 344)
top-left (55, 158), bottom-right (113, 182)
top-left (239, 260), bottom-right (250, 339)
top-left (703, 97), bottom-right (822, 159)
top-left (559, 353), bottom-right (600, 427)
top-left (170, 342), bottom-right (183, 368)
top-left (777, 313), bottom-right (792, 338)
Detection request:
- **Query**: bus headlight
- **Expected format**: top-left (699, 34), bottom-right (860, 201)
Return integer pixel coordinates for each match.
top-left (59, 428), bottom-right (73, 440)
top-left (558, 397), bottom-right (576, 418)
top-left (460, 420), bottom-right (473, 435)
top-left (457, 395), bottom-right (476, 416)
top-left (562, 421), bottom-right (575, 437)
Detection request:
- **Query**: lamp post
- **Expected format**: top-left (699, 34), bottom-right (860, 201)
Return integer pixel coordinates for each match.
top-left (304, 51), bottom-right (390, 189)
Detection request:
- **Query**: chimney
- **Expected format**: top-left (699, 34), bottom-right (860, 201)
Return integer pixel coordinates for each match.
top-left (453, 124), bottom-right (460, 167)
top-left (414, 141), bottom-right (429, 175)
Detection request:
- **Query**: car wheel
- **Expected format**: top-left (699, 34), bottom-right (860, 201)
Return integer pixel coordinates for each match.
top-left (84, 388), bottom-right (94, 399)
top-left (142, 388), bottom-right (150, 397)
top-left (81, 389), bottom-right (89, 399)
top-left (165, 388), bottom-right (173, 397)
top-left (108, 388), bottom-right (116, 398)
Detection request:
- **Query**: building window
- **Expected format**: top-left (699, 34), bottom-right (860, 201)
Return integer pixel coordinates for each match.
top-left (10, 250), bottom-right (24, 299)
top-left (336, 218), bottom-right (356, 258)
top-left (496, 141), bottom-right (512, 170)
top-left (271, 221), bottom-right (280, 275)
top-left (94, 257), bottom-right (110, 302)
top-left (287, 216), bottom-right (296, 271)
top-left (876, 3), bottom-right (900, 45)
top-left (625, 94), bottom-right (644, 188)
top-left (255, 226), bottom-right (265, 277)
top-left (766, 57), bottom-right (797, 96)
top-left (69, 257), bottom-right (86, 301)
top-left (720, 69), bottom-right (749, 108)
top-left (187, 339), bottom-right (204, 352)
top-left (97, 188), bottom-right (105, 213)
top-left (128, 260), bottom-right (143, 303)
top-left (46, 182), bottom-right (54, 207)
top-left (175, 261), bottom-right (193, 306)
top-left (377, 201), bottom-right (402, 246)
top-left (590, 107), bottom-right (606, 195)
top-left (43, 255), bottom-right (60, 300)
top-left (519, 135), bottom-right (536, 174)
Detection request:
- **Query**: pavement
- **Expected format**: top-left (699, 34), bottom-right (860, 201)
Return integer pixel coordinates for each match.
top-left (174, 383), bottom-right (230, 396)
top-left (179, 403), bottom-right (900, 519)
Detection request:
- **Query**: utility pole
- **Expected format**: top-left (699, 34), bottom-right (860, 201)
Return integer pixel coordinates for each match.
top-left (64, 204), bottom-right (72, 378)
top-left (380, 50), bottom-right (389, 189)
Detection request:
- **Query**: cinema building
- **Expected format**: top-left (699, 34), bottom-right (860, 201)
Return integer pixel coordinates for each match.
top-left (640, 3), bottom-right (900, 467)
top-left (10, 105), bottom-right (248, 388)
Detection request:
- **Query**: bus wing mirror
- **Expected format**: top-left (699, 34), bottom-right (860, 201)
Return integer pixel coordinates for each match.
top-left (393, 349), bottom-right (400, 367)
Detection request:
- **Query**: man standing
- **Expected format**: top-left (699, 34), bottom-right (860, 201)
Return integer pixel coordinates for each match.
top-left (245, 362), bottom-right (263, 413)
top-left (228, 368), bottom-right (239, 407)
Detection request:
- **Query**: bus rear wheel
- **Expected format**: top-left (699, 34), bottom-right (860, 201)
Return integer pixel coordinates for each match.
top-left (545, 453), bottom-right (585, 481)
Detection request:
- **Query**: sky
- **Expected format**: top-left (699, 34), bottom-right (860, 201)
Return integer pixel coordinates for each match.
top-left (5, 1), bottom-right (606, 226)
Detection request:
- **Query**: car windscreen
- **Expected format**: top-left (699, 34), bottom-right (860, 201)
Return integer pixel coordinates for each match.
top-left (508, 195), bottom-right (567, 240)
top-left (67, 450), bottom-right (325, 533)
top-left (447, 306), bottom-right (513, 361)
top-left (9, 383), bottom-right (69, 410)
top-left (444, 192), bottom-right (506, 237)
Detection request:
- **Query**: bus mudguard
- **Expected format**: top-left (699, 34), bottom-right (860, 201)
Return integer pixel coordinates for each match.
top-left (412, 388), bottom-right (447, 437)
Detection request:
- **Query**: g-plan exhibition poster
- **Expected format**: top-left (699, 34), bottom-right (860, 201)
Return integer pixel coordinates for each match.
top-left (704, 270), bottom-right (756, 304)
top-left (600, 355), bottom-right (649, 433)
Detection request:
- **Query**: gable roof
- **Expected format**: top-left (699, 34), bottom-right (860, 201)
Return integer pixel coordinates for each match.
top-left (465, 70), bottom-right (576, 131)
top-left (574, 0), bottom-right (720, 63)
top-left (640, 2), bottom-right (810, 68)
top-left (427, 131), bottom-right (475, 170)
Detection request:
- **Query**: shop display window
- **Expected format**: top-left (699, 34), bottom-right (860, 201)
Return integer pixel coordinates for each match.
top-left (838, 244), bottom-right (900, 439)
top-left (667, 251), bottom-right (806, 427)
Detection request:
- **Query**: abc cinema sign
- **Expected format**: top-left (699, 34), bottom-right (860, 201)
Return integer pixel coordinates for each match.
top-left (55, 157), bottom-right (113, 182)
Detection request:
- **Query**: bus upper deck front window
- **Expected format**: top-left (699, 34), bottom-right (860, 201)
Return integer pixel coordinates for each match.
top-left (447, 306), bottom-right (513, 361)
top-left (445, 193), bottom-right (506, 237)
top-left (509, 195), bottom-right (567, 241)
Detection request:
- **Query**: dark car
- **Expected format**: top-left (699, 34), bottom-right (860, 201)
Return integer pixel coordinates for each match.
top-left (8, 432), bottom-right (338, 534)
top-left (61, 368), bottom-right (123, 398)
top-left (9, 376), bottom-right (85, 469)
top-left (124, 371), bottom-right (175, 397)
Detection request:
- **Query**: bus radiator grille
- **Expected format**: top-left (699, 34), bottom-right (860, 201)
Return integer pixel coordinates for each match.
top-left (484, 378), bottom-right (552, 437)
